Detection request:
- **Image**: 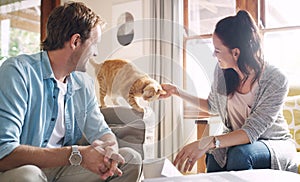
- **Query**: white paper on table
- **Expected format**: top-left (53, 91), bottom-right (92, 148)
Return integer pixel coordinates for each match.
top-left (143, 157), bottom-right (183, 178)
top-left (161, 158), bottom-right (183, 177)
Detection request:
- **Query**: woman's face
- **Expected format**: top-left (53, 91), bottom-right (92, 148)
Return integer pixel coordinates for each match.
top-left (212, 33), bottom-right (238, 70)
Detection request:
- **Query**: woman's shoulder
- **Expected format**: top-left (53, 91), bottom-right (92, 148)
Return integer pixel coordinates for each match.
top-left (259, 63), bottom-right (289, 92)
top-left (261, 63), bottom-right (288, 82)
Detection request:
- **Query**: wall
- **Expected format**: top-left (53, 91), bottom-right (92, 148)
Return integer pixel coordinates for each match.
top-left (61, 0), bottom-right (151, 104)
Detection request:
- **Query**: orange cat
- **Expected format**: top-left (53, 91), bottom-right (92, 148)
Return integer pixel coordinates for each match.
top-left (90, 58), bottom-right (165, 112)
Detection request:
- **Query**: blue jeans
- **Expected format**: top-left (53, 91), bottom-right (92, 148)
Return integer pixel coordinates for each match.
top-left (206, 141), bottom-right (271, 172)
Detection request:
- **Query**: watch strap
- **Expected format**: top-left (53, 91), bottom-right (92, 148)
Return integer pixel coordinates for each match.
top-left (214, 136), bottom-right (220, 148)
top-left (72, 145), bottom-right (79, 153)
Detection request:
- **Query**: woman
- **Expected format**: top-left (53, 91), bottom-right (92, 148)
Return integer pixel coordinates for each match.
top-left (160, 10), bottom-right (298, 173)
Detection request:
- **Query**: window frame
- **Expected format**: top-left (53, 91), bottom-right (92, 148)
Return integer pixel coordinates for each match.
top-left (41, 0), bottom-right (61, 43)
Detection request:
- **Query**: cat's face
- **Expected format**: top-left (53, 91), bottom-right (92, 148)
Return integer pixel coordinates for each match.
top-left (142, 83), bottom-right (166, 101)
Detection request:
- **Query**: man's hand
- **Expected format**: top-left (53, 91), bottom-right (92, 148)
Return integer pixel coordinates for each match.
top-left (92, 140), bottom-right (125, 178)
top-left (79, 140), bottom-right (123, 180)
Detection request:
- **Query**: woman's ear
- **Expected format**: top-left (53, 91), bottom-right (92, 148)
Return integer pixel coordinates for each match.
top-left (232, 48), bottom-right (240, 61)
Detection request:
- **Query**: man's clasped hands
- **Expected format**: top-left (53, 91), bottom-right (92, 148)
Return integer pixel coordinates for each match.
top-left (82, 140), bottom-right (125, 180)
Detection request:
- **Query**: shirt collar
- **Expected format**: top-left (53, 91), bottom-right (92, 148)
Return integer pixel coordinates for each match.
top-left (40, 51), bottom-right (54, 80)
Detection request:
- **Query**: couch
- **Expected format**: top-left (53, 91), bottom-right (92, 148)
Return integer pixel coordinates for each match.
top-left (282, 87), bottom-right (300, 173)
top-left (100, 106), bottom-right (146, 159)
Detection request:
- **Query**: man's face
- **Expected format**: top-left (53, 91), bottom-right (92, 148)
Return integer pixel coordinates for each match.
top-left (75, 25), bottom-right (101, 72)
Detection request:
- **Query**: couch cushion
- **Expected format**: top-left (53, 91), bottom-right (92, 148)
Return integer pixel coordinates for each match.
top-left (100, 106), bottom-right (144, 125)
top-left (283, 95), bottom-right (300, 151)
top-left (100, 106), bottom-right (146, 158)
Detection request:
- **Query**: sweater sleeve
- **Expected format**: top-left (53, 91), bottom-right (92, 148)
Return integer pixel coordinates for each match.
top-left (241, 66), bottom-right (289, 143)
top-left (208, 65), bottom-right (225, 115)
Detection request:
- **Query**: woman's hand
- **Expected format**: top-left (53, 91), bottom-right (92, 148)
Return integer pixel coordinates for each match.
top-left (159, 83), bottom-right (179, 99)
top-left (173, 136), bottom-right (214, 173)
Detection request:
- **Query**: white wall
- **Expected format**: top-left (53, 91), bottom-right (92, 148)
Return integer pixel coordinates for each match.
top-left (61, 0), bottom-right (151, 104)
top-left (61, 0), bottom-right (113, 26)
top-left (61, 0), bottom-right (150, 66)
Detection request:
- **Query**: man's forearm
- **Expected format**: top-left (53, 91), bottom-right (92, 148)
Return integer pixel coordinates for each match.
top-left (0, 145), bottom-right (71, 171)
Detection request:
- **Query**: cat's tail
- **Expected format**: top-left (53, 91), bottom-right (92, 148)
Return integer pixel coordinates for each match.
top-left (89, 58), bottom-right (102, 75)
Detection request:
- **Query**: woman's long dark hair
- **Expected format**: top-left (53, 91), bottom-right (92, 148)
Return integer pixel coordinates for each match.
top-left (214, 10), bottom-right (264, 96)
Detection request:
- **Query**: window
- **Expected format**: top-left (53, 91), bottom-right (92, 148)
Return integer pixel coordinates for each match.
top-left (187, 0), bottom-right (236, 35)
top-left (185, 38), bottom-right (213, 98)
top-left (183, 0), bottom-right (236, 118)
top-left (263, 0), bottom-right (300, 28)
top-left (0, 0), bottom-right (41, 65)
top-left (261, 0), bottom-right (300, 87)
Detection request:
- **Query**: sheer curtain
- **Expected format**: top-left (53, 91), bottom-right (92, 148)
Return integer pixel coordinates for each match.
top-left (148, 0), bottom-right (184, 161)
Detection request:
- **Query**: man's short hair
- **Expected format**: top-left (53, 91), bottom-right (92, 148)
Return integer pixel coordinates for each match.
top-left (41, 1), bottom-right (105, 51)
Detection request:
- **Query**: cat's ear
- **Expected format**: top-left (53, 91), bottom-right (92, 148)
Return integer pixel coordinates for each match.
top-left (143, 89), bottom-right (150, 95)
top-left (143, 85), bottom-right (152, 95)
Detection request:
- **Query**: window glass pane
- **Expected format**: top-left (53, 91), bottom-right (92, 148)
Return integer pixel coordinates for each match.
top-left (264, 0), bottom-right (300, 28)
top-left (188, 0), bottom-right (235, 35)
top-left (264, 30), bottom-right (300, 86)
top-left (0, 0), bottom-right (40, 66)
top-left (185, 38), bottom-right (217, 100)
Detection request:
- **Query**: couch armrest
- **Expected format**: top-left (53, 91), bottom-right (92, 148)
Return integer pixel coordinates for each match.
top-left (100, 106), bottom-right (146, 159)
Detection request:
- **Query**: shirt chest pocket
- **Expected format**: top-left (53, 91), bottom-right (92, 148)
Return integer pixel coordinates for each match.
top-left (74, 110), bottom-right (87, 129)
top-left (62, 110), bottom-right (87, 145)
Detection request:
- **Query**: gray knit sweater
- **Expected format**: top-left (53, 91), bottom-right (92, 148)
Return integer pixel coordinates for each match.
top-left (207, 63), bottom-right (298, 173)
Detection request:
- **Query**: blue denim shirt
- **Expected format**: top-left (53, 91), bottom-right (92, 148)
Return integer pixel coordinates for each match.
top-left (0, 51), bottom-right (112, 159)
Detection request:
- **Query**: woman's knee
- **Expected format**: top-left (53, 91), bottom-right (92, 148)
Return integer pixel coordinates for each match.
top-left (0, 165), bottom-right (47, 182)
top-left (206, 154), bottom-right (225, 172)
top-left (227, 143), bottom-right (270, 171)
top-left (227, 145), bottom-right (252, 170)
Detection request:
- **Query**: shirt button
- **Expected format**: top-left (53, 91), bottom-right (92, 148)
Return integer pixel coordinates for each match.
top-left (53, 96), bottom-right (56, 99)
top-left (51, 118), bottom-right (55, 121)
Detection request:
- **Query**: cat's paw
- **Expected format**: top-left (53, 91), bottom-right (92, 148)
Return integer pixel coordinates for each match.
top-left (111, 98), bottom-right (119, 105)
top-left (133, 107), bottom-right (144, 113)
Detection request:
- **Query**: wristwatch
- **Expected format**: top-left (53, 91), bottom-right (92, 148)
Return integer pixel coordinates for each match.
top-left (69, 145), bottom-right (82, 166)
top-left (214, 136), bottom-right (220, 149)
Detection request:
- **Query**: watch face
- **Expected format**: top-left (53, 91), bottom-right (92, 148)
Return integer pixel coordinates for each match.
top-left (216, 140), bottom-right (220, 147)
top-left (70, 153), bottom-right (82, 166)
top-left (215, 139), bottom-right (220, 148)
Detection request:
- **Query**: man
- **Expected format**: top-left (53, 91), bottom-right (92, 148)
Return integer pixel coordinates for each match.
top-left (0, 2), bottom-right (142, 181)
